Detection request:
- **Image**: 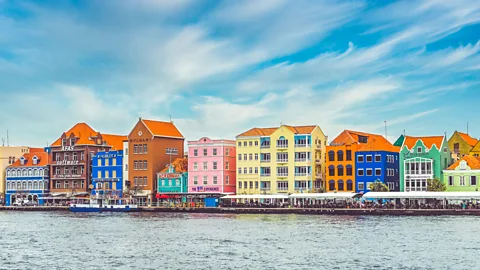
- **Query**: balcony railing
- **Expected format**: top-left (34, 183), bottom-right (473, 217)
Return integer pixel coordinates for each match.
top-left (294, 173), bottom-right (311, 177)
top-left (260, 173), bottom-right (271, 177)
top-left (52, 174), bottom-right (86, 179)
top-left (260, 187), bottom-right (271, 191)
top-left (277, 173), bottom-right (288, 177)
top-left (277, 187), bottom-right (288, 191)
top-left (315, 173), bottom-right (323, 179)
top-left (276, 142), bottom-right (288, 149)
top-left (277, 159), bottom-right (288, 163)
top-left (294, 187), bottom-right (309, 191)
top-left (260, 160), bottom-right (271, 163)
top-left (260, 145), bottom-right (271, 149)
top-left (295, 144), bottom-right (311, 148)
top-left (315, 144), bottom-right (322, 149)
top-left (295, 159), bottom-right (311, 162)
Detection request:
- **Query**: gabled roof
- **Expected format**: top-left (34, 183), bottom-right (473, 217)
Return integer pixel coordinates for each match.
top-left (403, 135), bottom-right (445, 150)
top-left (237, 125), bottom-right (318, 137)
top-left (458, 132), bottom-right (479, 147)
top-left (447, 155), bottom-right (480, 170)
top-left (142, 119), bottom-right (184, 138)
top-left (102, 134), bottom-right (127, 151)
top-left (160, 158), bottom-right (188, 173)
top-left (51, 123), bottom-right (98, 146)
top-left (330, 130), bottom-right (387, 146)
top-left (8, 151), bottom-right (50, 167)
top-left (357, 136), bottom-right (400, 152)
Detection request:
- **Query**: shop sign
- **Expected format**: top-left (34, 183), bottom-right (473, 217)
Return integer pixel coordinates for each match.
top-left (54, 174), bottom-right (83, 178)
top-left (192, 186), bottom-right (219, 192)
top-left (129, 138), bottom-right (150, 143)
top-left (62, 146), bottom-right (75, 151)
top-left (95, 178), bottom-right (120, 182)
top-left (158, 173), bottom-right (181, 179)
top-left (98, 154), bottom-right (117, 159)
top-left (56, 160), bottom-right (79, 165)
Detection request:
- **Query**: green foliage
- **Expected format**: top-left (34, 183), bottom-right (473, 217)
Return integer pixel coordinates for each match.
top-left (369, 180), bottom-right (390, 192)
top-left (427, 178), bottom-right (446, 191)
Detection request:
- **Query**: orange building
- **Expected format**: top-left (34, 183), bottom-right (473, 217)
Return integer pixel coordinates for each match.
top-left (326, 130), bottom-right (391, 192)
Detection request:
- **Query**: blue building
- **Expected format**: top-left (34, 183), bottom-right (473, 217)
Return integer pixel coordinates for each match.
top-left (355, 144), bottom-right (400, 193)
top-left (5, 151), bottom-right (50, 206)
top-left (91, 150), bottom-right (124, 198)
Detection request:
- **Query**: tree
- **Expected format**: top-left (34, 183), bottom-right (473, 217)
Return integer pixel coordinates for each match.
top-left (369, 180), bottom-right (390, 192)
top-left (427, 178), bottom-right (446, 192)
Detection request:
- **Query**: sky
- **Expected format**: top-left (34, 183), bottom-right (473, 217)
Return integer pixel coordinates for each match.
top-left (0, 0), bottom-right (479, 147)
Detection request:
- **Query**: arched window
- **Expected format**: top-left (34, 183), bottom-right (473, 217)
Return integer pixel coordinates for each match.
top-left (328, 180), bottom-right (335, 191)
top-left (12, 170), bottom-right (17, 177)
top-left (22, 181), bottom-right (27, 190)
top-left (44, 181), bottom-right (49, 190)
top-left (337, 150), bottom-right (344, 161)
top-left (28, 169), bottom-right (33, 176)
top-left (328, 165), bottom-right (335, 176)
top-left (6, 170), bottom-right (10, 177)
top-left (27, 181), bottom-right (33, 190)
top-left (346, 180), bottom-right (353, 191)
top-left (337, 165), bottom-right (344, 176)
top-left (34, 169), bottom-right (39, 176)
top-left (346, 165), bottom-right (353, 176)
top-left (16, 182), bottom-right (20, 190)
top-left (97, 183), bottom-right (103, 189)
top-left (328, 151), bottom-right (335, 162)
top-left (22, 170), bottom-right (27, 176)
top-left (33, 181), bottom-right (39, 190)
top-left (338, 180), bottom-right (344, 191)
top-left (6, 182), bottom-right (10, 190)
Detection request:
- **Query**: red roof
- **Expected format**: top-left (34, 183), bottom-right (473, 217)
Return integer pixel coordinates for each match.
top-left (51, 123), bottom-right (98, 146)
top-left (237, 125), bottom-right (318, 137)
top-left (160, 158), bottom-right (188, 173)
top-left (403, 135), bottom-right (445, 150)
top-left (458, 132), bottom-right (479, 147)
top-left (102, 134), bottom-right (127, 151)
top-left (447, 155), bottom-right (480, 170)
top-left (8, 151), bottom-right (50, 167)
top-left (142, 119), bottom-right (184, 138)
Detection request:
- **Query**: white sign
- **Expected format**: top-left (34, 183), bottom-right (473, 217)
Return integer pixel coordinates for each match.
top-left (62, 146), bottom-right (75, 151)
top-left (56, 160), bottom-right (79, 165)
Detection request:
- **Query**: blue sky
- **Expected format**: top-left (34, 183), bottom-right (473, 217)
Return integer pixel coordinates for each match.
top-left (0, 0), bottom-right (479, 147)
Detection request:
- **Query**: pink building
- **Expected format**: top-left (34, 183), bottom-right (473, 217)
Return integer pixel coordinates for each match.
top-left (188, 137), bottom-right (236, 194)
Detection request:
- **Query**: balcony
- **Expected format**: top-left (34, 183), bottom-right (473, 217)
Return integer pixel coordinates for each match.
top-left (52, 174), bottom-right (86, 180)
top-left (260, 160), bottom-right (271, 163)
top-left (260, 173), bottom-right (271, 177)
top-left (315, 144), bottom-right (322, 149)
top-left (276, 141), bottom-right (288, 149)
top-left (295, 159), bottom-right (311, 163)
top-left (260, 145), bottom-right (271, 149)
top-left (315, 159), bottom-right (321, 164)
top-left (260, 187), bottom-right (271, 191)
top-left (295, 144), bottom-right (311, 148)
top-left (277, 159), bottom-right (288, 164)
top-left (315, 173), bottom-right (323, 179)
top-left (294, 173), bottom-right (311, 177)
top-left (277, 173), bottom-right (288, 178)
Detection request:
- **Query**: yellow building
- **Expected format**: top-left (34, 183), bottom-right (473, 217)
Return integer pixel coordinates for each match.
top-left (236, 125), bottom-right (327, 196)
top-left (0, 146), bottom-right (41, 203)
top-left (471, 141), bottom-right (480, 157)
top-left (448, 131), bottom-right (478, 160)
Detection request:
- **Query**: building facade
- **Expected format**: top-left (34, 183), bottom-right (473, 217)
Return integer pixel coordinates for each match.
top-left (5, 151), bottom-right (50, 206)
top-left (443, 155), bottom-right (480, 192)
top-left (123, 140), bottom-right (129, 194)
top-left (157, 158), bottom-right (188, 194)
top-left (470, 141), bottom-right (480, 157)
top-left (188, 137), bottom-right (236, 194)
top-left (355, 150), bottom-right (400, 193)
top-left (448, 131), bottom-right (478, 160)
top-left (236, 125), bottom-right (327, 195)
top-left (91, 150), bottom-right (124, 198)
top-left (326, 130), bottom-right (391, 192)
top-left (49, 123), bottom-right (124, 198)
top-left (395, 135), bottom-right (452, 192)
top-left (127, 118), bottom-right (184, 205)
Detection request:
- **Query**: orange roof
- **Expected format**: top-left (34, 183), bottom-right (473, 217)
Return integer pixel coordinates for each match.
top-left (237, 125), bottom-right (317, 137)
top-left (447, 155), bottom-right (480, 170)
top-left (403, 135), bottom-right (444, 150)
top-left (51, 123), bottom-right (97, 146)
top-left (160, 157), bottom-right (188, 173)
top-left (331, 130), bottom-right (388, 146)
top-left (29, 147), bottom-right (45, 153)
top-left (102, 134), bottom-right (127, 151)
top-left (142, 119), bottom-right (184, 138)
top-left (8, 151), bottom-right (50, 167)
top-left (458, 132), bottom-right (479, 147)
top-left (357, 136), bottom-right (400, 152)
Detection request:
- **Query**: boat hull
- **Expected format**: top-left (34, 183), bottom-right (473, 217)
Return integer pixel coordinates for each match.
top-left (69, 204), bottom-right (139, 213)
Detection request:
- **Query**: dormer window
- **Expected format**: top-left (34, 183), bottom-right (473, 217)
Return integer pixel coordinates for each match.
top-left (70, 138), bottom-right (75, 146)
top-left (20, 157), bottom-right (25, 166)
top-left (417, 147), bottom-right (422, 153)
top-left (62, 139), bottom-right (67, 147)
top-left (459, 161), bottom-right (467, 170)
top-left (32, 156), bottom-right (38, 165)
top-left (358, 135), bottom-right (368, 143)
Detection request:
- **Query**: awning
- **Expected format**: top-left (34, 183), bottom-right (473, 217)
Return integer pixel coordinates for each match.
top-left (289, 193), bottom-right (358, 199)
top-left (220, 194), bottom-right (289, 200)
top-left (362, 192), bottom-right (480, 199)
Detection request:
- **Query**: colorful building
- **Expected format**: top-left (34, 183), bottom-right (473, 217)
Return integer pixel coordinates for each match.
top-left (470, 140), bottom-right (480, 157)
top-left (157, 158), bottom-right (188, 194)
top-left (326, 130), bottom-right (390, 192)
top-left (355, 138), bottom-right (400, 193)
top-left (123, 140), bottom-right (129, 194)
top-left (187, 137), bottom-right (236, 195)
top-left (91, 149), bottom-right (125, 198)
top-left (443, 155), bottom-right (480, 192)
top-left (448, 131), bottom-right (478, 160)
top-left (5, 150), bottom-right (50, 206)
top-left (236, 125), bottom-right (327, 195)
top-left (127, 118), bottom-right (184, 205)
top-left (395, 135), bottom-right (452, 192)
top-left (49, 123), bottom-right (124, 199)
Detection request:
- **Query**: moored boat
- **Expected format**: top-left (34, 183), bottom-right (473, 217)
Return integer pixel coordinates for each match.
top-left (69, 203), bottom-right (138, 212)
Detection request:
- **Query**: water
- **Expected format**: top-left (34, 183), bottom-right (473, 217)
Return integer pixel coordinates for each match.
top-left (0, 212), bottom-right (479, 270)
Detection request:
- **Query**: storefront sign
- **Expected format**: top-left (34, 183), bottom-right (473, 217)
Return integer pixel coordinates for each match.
top-left (95, 178), bottom-right (121, 182)
top-left (62, 146), bottom-right (75, 151)
top-left (56, 160), bottom-right (79, 165)
top-left (192, 186), bottom-right (219, 192)
top-left (98, 154), bottom-right (118, 158)
top-left (54, 174), bottom-right (83, 178)
top-left (158, 173), bottom-right (181, 179)
top-left (129, 138), bottom-right (150, 143)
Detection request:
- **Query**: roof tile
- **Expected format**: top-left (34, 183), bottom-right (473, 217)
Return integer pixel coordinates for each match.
top-left (447, 155), bottom-right (480, 170)
top-left (403, 135), bottom-right (444, 150)
top-left (458, 132), bottom-right (479, 147)
top-left (8, 151), bottom-right (50, 167)
top-left (142, 119), bottom-right (184, 138)
top-left (237, 125), bottom-right (317, 137)
top-left (102, 134), bottom-right (127, 151)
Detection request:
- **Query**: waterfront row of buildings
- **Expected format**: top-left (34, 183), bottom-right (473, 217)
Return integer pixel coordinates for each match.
top-left (1, 119), bottom-right (479, 206)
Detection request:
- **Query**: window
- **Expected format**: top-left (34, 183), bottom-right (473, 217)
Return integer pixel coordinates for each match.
top-left (64, 181), bottom-right (69, 189)
top-left (328, 166), bottom-right (335, 176)
top-left (255, 167), bottom-right (258, 174)
top-left (375, 155), bottom-right (381, 162)
top-left (357, 155), bottom-right (364, 163)
top-left (81, 166), bottom-right (84, 175)
top-left (277, 152), bottom-right (288, 162)
top-left (134, 145), bottom-right (138, 154)
top-left (261, 167), bottom-right (271, 176)
top-left (366, 169), bottom-right (373, 176)
top-left (226, 148), bottom-right (230, 156)
top-left (143, 177), bottom-right (147, 186)
top-left (64, 153), bottom-right (69, 161)
top-left (249, 181), bottom-right (253, 189)
top-left (448, 176), bottom-right (454, 186)
top-left (105, 159), bottom-right (109, 166)
top-left (105, 171), bottom-right (109, 178)
top-left (255, 153), bottom-right (258, 160)
top-left (328, 180), bottom-right (335, 191)
top-left (55, 181), bottom-right (61, 189)
top-left (276, 137), bottom-right (288, 148)
top-left (337, 165), bottom-right (344, 176)
top-left (358, 169), bottom-right (364, 176)
top-left (134, 161), bottom-right (138, 170)
top-left (337, 180), bottom-right (344, 191)
top-left (238, 181), bottom-right (242, 188)
top-left (346, 150), bottom-right (352, 161)
top-left (244, 181), bottom-right (248, 188)
top-left (346, 165), bottom-right (352, 176)
top-left (460, 176), bottom-right (466, 186)
top-left (277, 181), bottom-right (288, 191)
top-left (358, 182), bottom-right (365, 190)
top-left (203, 149), bottom-right (208, 156)
top-left (213, 162), bottom-right (218, 170)
top-left (212, 148), bottom-right (217, 156)
top-left (112, 158), bottom-right (116, 166)
top-left (238, 154), bottom-right (242, 160)
top-left (238, 142), bottom-right (241, 147)
top-left (243, 142), bottom-right (247, 147)
top-left (203, 162), bottom-right (208, 170)
top-left (143, 144), bottom-right (147, 154)
top-left (238, 167), bottom-right (242, 174)
top-left (125, 164), bottom-right (128, 171)
top-left (72, 167), bottom-right (78, 175)
top-left (337, 151), bottom-right (344, 161)
top-left (375, 169), bottom-right (381, 176)
top-left (73, 153), bottom-right (78, 161)
top-left (194, 149), bottom-right (198, 156)
top-left (249, 141), bottom-right (252, 147)
top-left (255, 141), bottom-right (258, 146)
top-left (346, 180), bottom-right (353, 191)
top-left (143, 160), bottom-right (147, 170)
top-left (249, 167), bottom-right (253, 174)
top-left (243, 167), bottom-right (247, 174)
top-left (255, 181), bottom-right (259, 189)
top-left (226, 176), bottom-right (230, 185)
top-left (81, 152), bottom-right (84, 161)
top-left (277, 167), bottom-right (288, 176)
top-left (226, 162), bottom-right (229, 170)
top-left (471, 176), bottom-right (477, 186)
top-left (417, 147), bottom-right (422, 153)
top-left (328, 151), bottom-right (335, 162)
top-left (194, 162), bottom-right (198, 171)
top-left (62, 139), bottom-right (67, 147)
top-left (213, 176), bottom-right (218, 185)
top-left (261, 153), bottom-right (271, 162)
top-left (193, 176), bottom-right (198, 185)
top-left (55, 154), bottom-right (60, 162)
top-left (366, 155), bottom-right (373, 162)
top-left (243, 154), bottom-right (247, 160)
top-left (64, 167), bottom-right (70, 175)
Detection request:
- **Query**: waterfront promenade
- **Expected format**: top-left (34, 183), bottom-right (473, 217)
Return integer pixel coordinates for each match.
top-left (2, 206), bottom-right (480, 216)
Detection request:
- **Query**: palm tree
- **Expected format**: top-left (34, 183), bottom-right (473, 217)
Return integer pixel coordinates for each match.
top-left (369, 180), bottom-right (390, 192)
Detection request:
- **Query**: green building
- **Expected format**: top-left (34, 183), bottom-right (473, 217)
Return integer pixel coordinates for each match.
top-left (395, 135), bottom-right (452, 191)
top-left (157, 158), bottom-right (188, 194)
top-left (443, 155), bottom-right (480, 191)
